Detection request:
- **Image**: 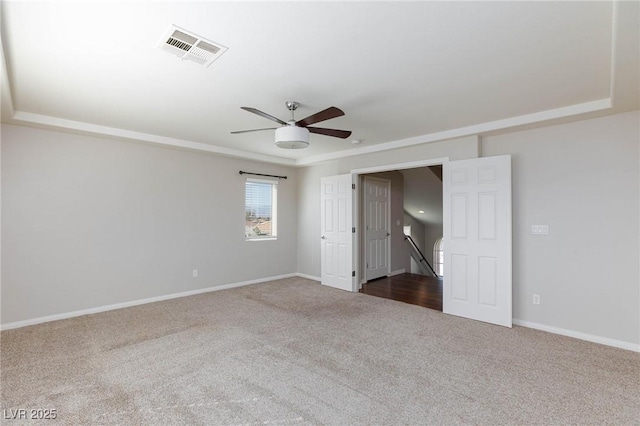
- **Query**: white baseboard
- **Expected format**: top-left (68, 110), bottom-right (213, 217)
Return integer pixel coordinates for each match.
top-left (513, 318), bottom-right (640, 353)
top-left (1, 273), bottom-right (297, 331)
top-left (389, 269), bottom-right (406, 276)
top-left (295, 272), bottom-right (321, 282)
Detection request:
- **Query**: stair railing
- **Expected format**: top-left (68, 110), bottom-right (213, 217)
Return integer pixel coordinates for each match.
top-left (404, 235), bottom-right (438, 277)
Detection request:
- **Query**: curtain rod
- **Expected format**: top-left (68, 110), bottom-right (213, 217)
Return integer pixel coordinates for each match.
top-left (239, 171), bottom-right (287, 180)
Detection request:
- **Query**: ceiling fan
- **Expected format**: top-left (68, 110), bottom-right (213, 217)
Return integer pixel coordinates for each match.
top-left (231, 101), bottom-right (352, 149)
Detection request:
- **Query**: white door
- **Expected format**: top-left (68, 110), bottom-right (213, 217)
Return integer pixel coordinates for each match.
top-left (443, 155), bottom-right (512, 327)
top-left (364, 176), bottom-right (390, 281)
top-left (321, 174), bottom-right (353, 292)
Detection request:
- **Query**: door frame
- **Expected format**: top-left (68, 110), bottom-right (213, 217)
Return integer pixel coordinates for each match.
top-left (351, 158), bottom-right (449, 290)
top-left (363, 175), bottom-right (391, 281)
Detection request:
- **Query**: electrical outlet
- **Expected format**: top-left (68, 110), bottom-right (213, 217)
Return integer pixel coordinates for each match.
top-left (192, 269), bottom-right (198, 278)
top-left (532, 294), bottom-right (541, 305)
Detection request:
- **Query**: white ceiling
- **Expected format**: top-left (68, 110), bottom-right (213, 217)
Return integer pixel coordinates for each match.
top-left (2, 1), bottom-right (638, 166)
top-left (401, 167), bottom-right (443, 228)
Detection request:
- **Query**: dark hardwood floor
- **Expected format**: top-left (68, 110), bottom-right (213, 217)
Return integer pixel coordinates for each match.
top-left (359, 273), bottom-right (443, 311)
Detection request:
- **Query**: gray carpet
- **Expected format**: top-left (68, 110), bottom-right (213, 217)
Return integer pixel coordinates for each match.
top-left (2, 277), bottom-right (639, 425)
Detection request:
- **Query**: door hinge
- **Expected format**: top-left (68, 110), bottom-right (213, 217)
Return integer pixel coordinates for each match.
top-left (352, 271), bottom-right (356, 277)
top-left (352, 227), bottom-right (356, 233)
top-left (352, 184), bottom-right (356, 190)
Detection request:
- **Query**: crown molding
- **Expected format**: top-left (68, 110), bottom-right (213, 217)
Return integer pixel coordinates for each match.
top-left (294, 98), bottom-right (612, 166)
top-left (10, 111), bottom-right (297, 166)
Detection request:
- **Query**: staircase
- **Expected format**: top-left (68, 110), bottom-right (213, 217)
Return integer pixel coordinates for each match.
top-left (404, 235), bottom-right (437, 277)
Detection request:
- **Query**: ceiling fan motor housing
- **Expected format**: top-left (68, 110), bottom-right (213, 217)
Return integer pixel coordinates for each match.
top-left (275, 125), bottom-right (309, 149)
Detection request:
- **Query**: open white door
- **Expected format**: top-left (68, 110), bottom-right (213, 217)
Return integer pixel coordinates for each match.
top-left (320, 174), bottom-right (353, 292)
top-left (364, 176), bottom-right (390, 281)
top-left (443, 155), bottom-right (512, 327)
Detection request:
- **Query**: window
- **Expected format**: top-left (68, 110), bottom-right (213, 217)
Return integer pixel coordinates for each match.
top-left (433, 237), bottom-right (443, 277)
top-left (245, 178), bottom-right (278, 240)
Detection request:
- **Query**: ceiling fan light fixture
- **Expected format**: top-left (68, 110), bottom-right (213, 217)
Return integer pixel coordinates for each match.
top-left (275, 126), bottom-right (309, 149)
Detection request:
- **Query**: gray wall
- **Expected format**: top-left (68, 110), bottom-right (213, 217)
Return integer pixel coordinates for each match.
top-left (2, 124), bottom-right (298, 324)
top-left (403, 212), bottom-right (425, 274)
top-left (296, 114), bottom-right (639, 345)
top-left (422, 178), bottom-right (443, 266)
top-left (401, 167), bottom-right (444, 270)
top-left (3, 111), bottom-right (639, 346)
top-left (482, 110), bottom-right (639, 344)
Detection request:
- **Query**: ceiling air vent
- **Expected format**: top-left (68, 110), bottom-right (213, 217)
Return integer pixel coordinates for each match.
top-left (158, 25), bottom-right (227, 67)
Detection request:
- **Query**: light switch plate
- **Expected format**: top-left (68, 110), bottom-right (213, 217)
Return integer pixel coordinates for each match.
top-left (531, 225), bottom-right (549, 235)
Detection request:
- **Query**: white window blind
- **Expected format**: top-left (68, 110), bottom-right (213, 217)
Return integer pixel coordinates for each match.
top-left (245, 178), bottom-right (278, 239)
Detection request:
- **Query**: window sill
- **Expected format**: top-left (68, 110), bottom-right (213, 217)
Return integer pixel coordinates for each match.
top-left (245, 237), bottom-right (277, 242)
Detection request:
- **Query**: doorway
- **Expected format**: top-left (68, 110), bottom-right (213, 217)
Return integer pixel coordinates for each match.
top-left (320, 155), bottom-right (513, 328)
top-left (354, 162), bottom-right (443, 282)
top-left (359, 165), bottom-right (444, 311)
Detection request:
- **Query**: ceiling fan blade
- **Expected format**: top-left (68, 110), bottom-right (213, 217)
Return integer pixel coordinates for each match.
top-left (296, 106), bottom-right (344, 127)
top-left (307, 127), bottom-right (352, 139)
top-left (241, 107), bottom-right (288, 126)
top-left (230, 127), bottom-right (278, 134)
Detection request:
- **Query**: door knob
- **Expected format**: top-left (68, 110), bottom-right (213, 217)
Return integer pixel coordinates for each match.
top-left (386, 232), bottom-right (390, 237)
top-left (321, 236), bottom-right (326, 239)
